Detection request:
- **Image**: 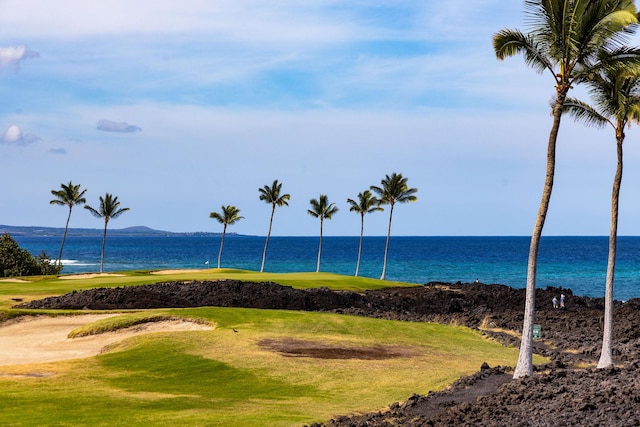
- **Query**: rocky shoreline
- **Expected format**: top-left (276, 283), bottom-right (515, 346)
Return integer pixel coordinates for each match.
top-left (16, 280), bottom-right (640, 426)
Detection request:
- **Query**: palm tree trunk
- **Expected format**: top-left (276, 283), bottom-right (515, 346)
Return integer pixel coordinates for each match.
top-left (58, 207), bottom-right (72, 267)
top-left (217, 225), bottom-right (227, 269)
top-left (100, 220), bottom-right (108, 273)
top-left (316, 218), bottom-right (323, 273)
top-left (380, 204), bottom-right (394, 280)
top-left (355, 214), bottom-right (364, 277)
top-left (261, 205), bottom-right (275, 273)
top-left (597, 136), bottom-right (623, 369)
top-left (513, 93), bottom-right (564, 379)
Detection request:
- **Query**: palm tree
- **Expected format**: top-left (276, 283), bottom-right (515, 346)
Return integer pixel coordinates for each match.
top-left (307, 194), bottom-right (339, 273)
top-left (347, 190), bottom-right (383, 277)
top-left (209, 205), bottom-right (243, 269)
top-left (258, 180), bottom-right (290, 272)
top-left (563, 69), bottom-right (640, 368)
top-left (493, 0), bottom-right (640, 379)
top-left (49, 181), bottom-right (87, 268)
top-left (84, 193), bottom-right (129, 273)
top-left (370, 173), bottom-right (417, 281)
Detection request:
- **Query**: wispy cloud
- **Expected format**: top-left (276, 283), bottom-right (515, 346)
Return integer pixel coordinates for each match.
top-left (96, 120), bottom-right (142, 133)
top-left (49, 147), bottom-right (67, 155)
top-left (1, 125), bottom-right (40, 145)
top-left (0, 45), bottom-right (39, 70)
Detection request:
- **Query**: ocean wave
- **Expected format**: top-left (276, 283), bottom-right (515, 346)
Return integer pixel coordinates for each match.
top-left (60, 260), bottom-right (98, 266)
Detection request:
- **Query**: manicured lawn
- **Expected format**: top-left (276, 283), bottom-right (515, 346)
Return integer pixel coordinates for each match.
top-left (0, 270), bottom-right (545, 426)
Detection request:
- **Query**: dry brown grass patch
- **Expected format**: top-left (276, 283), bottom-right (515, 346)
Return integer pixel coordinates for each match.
top-left (258, 337), bottom-right (420, 360)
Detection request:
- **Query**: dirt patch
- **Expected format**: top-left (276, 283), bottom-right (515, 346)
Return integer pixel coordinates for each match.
top-left (259, 338), bottom-right (419, 360)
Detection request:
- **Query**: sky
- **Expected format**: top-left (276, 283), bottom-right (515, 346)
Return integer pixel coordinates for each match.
top-left (2, 1), bottom-right (640, 237)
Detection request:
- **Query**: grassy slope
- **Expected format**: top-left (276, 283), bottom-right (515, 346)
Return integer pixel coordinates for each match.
top-left (0, 270), bottom-right (545, 426)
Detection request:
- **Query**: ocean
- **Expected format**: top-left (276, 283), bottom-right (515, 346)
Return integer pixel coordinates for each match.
top-left (11, 235), bottom-right (640, 301)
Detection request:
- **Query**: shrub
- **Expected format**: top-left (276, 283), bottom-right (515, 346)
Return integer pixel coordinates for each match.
top-left (0, 233), bottom-right (62, 277)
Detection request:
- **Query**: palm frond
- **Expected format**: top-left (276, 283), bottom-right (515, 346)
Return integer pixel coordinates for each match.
top-left (562, 97), bottom-right (612, 128)
top-left (308, 195), bottom-right (338, 220)
top-left (210, 205), bottom-right (243, 225)
top-left (259, 179), bottom-right (290, 207)
top-left (493, 29), bottom-right (554, 75)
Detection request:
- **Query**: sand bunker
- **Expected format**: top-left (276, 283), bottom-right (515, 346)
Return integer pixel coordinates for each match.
top-left (59, 273), bottom-right (126, 280)
top-left (0, 314), bottom-right (213, 366)
top-left (151, 269), bottom-right (208, 275)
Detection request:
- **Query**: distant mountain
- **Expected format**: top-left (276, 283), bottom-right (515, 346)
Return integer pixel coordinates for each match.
top-left (0, 225), bottom-right (233, 237)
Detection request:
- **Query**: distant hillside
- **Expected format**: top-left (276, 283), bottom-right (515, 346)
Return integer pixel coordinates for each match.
top-left (0, 225), bottom-right (231, 237)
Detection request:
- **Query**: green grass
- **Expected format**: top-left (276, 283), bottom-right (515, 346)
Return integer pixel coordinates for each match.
top-left (0, 269), bottom-right (546, 426)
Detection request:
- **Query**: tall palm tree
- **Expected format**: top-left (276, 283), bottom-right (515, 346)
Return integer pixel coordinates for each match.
top-left (347, 190), bottom-right (383, 277)
top-left (563, 69), bottom-right (640, 368)
top-left (258, 179), bottom-right (290, 272)
top-left (49, 181), bottom-right (87, 268)
top-left (370, 173), bottom-right (417, 281)
top-left (84, 193), bottom-right (129, 273)
top-left (209, 205), bottom-right (243, 269)
top-left (307, 194), bottom-right (339, 273)
top-left (493, 0), bottom-right (640, 379)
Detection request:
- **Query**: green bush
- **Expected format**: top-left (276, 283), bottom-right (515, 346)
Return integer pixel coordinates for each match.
top-left (0, 233), bottom-right (62, 277)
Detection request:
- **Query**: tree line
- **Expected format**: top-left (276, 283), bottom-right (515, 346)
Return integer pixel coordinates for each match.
top-left (209, 172), bottom-right (417, 279)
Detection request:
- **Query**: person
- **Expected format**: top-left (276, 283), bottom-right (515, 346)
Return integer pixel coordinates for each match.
top-left (552, 296), bottom-right (558, 309)
top-left (475, 278), bottom-right (479, 284)
top-left (560, 293), bottom-right (565, 309)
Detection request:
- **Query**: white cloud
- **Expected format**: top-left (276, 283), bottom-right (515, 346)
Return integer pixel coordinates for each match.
top-left (1, 125), bottom-right (39, 145)
top-left (96, 120), bottom-right (142, 133)
top-left (0, 45), bottom-right (39, 69)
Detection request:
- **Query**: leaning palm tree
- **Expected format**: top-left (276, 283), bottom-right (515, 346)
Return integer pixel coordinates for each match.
top-left (209, 205), bottom-right (243, 269)
top-left (50, 181), bottom-right (87, 268)
top-left (307, 194), bottom-right (339, 273)
top-left (370, 173), bottom-right (417, 281)
top-left (563, 68), bottom-right (640, 368)
top-left (493, 0), bottom-right (640, 379)
top-left (347, 190), bottom-right (383, 277)
top-left (258, 180), bottom-right (290, 272)
top-left (84, 193), bottom-right (129, 273)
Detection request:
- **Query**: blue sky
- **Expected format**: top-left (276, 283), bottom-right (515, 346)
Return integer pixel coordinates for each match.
top-left (1, 1), bottom-right (640, 236)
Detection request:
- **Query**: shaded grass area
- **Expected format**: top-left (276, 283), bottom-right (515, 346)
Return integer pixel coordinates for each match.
top-left (0, 306), bottom-right (541, 426)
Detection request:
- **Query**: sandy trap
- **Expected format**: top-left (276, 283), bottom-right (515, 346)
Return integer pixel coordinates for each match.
top-left (151, 269), bottom-right (208, 275)
top-left (0, 314), bottom-right (213, 366)
top-left (59, 273), bottom-right (125, 280)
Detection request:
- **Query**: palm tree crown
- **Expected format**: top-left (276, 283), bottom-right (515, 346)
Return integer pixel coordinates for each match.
top-left (370, 173), bottom-right (417, 281)
top-left (347, 190), bottom-right (383, 277)
top-left (209, 205), bottom-right (244, 269)
top-left (258, 179), bottom-right (290, 272)
top-left (84, 193), bottom-right (130, 273)
top-left (50, 181), bottom-right (87, 267)
top-left (493, 0), bottom-right (640, 379)
top-left (308, 194), bottom-right (339, 273)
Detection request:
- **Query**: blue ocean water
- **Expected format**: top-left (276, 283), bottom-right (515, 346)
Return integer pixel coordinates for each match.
top-left (12, 235), bottom-right (640, 301)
